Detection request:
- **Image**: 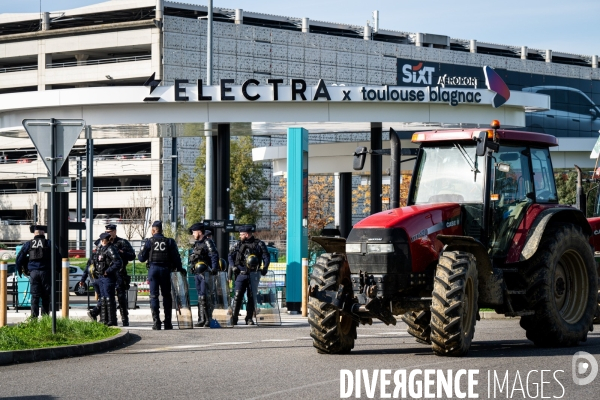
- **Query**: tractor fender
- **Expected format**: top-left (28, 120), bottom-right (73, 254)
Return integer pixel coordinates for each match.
top-left (437, 235), bottom-right (503, 306)
top-left (310, 236), bottom-right (346, 254)
top-left (519, 208), bottom-right (592, 262)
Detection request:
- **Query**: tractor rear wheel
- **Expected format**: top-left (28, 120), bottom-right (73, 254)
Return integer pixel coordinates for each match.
top-left (308, 253), bottom-right (357, 354)
top-left (402, 310), bottom-right (431, 344)
top-left (430, 251), bottom-right (478, 357)
top-left (520, 223), bottom-right (598, 346)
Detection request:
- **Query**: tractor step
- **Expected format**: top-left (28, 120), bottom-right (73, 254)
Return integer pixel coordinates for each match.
top-left (506, 290), bottom-right (526, 295)
top-left (505, 310), bottom-right (535, 317)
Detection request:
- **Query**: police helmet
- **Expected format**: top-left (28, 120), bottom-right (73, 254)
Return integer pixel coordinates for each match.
top-left (192, 261), bottom-right (207, 274)
top-left (246, 254), bottom-right (260, 269)
top-left (219, 257), bottom-right (228, 272)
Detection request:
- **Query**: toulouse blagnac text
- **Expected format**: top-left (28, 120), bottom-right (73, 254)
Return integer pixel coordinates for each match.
top-left (170, 78), bottom-right (484, 106)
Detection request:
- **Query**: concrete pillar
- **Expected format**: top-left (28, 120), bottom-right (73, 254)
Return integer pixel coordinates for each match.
top-left (302, 18), bottom-right (310, 33)
top-left (364, 24), bottom-right (372, 40)
top-left (593, 55), bottom-right (598, 69)
top-left (415, 33), bottom-right (423, 47)
top-left (370, 122), bottom-right (382, 215)
top-left (41, 12), bottom-right (50, 31)
top-left (118, 177), bottom-right (132, 187)
top-left (74, 54), bottom-right (89, 66)
top-left (235, 9), bottom-right (243, 24)
top-left (37, 52), bottom-right (51, 91)
top-left (470, 39), bottom-right (477, 53)
top-left (151, 19), bottom-right (162, 80)
top-left (286, 127), bottom-right (308, 313)
top-left (521, 46), bottom-right (528, 60)
top-left (170, 137), bottom-right (178, 226)
top-left (156, 0), bottom-right (164, 20)
top-left (546, 49), bottom-right (552, 63)
top-left (339, 173), bottom-right (352, 238)
top-left (215, 124), bottom-right (230, 261)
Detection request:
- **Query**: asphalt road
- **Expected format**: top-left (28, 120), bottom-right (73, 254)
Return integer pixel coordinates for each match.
top-left (1, 318), bottom-right (599, 399)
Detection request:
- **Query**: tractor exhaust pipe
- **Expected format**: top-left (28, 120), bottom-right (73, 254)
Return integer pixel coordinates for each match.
top-left (575, 165), bottom-right (586, 216)
top-left (390, 128), bottom-right (400, 209)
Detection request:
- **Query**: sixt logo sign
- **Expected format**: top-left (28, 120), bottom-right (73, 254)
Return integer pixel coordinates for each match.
top-left (401, 62), bottom-right (435, 85)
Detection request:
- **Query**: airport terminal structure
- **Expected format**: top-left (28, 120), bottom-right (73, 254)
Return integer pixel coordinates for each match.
top-left (1, 0), bottom-right (600, 245)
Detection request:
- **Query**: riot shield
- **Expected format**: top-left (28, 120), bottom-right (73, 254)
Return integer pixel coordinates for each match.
top-left (170, 271), bottom-right (193, 329)
top-left (249, 270), bottom-right (281, 326)
top-left (209, 271), bottom-right (233, 327)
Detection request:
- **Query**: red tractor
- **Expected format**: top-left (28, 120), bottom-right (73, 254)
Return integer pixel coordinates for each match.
top-left (308, 121), bottom-right (600, 356)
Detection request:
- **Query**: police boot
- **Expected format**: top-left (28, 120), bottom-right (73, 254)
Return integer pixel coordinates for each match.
top-left (118, 292), bottom-right (129, 326)
top-left (119, 306), bottom-right (129, 327)
top-left (151, 308), bottom-right (161, 330)
top-left (195, 296), bottom-right (207, 327)
top-left (205, 300), bottom-right (213, 328)
top-left (108, 297), bottom-right (118, 327)
top-left (231, 291), bottom-right (244, 326)
top-left (87, 306), bottom-right (99, 322)
top-left (163, 308), bottom-right (173, 330)
top-left (100, 298), bottom-right (109, 325)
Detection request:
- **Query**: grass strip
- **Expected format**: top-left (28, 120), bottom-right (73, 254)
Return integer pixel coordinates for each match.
top-left (0, 316), bottom-right (119, 351)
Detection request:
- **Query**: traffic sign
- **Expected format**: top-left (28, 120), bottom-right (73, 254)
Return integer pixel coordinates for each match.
top-left (36, 177), bottom-right (71, 193)
top-left (22, 119), bottom-right (85, 173)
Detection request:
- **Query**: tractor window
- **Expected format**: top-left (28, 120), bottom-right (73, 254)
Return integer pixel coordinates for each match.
top-left (411, 144), bottom-right (484, 204)
top-left (531, 148), bottom-right (558, 203)
top-left (489, 145), bottom-right (533, 258)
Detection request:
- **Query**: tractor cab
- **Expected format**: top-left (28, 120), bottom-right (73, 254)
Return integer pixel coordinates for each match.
top-left (409, 124), bottom-right (559, 260)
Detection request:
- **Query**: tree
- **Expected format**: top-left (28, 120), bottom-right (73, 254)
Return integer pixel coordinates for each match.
top-left (554, 169), bottom-right (597, 217)
top-left (180, 136), bottom-right (268, 226)
top-left (352, 172), bottom-right (413, 214)
top-left (120, 190), bottom-right (157, 240)
top-left (273, 175), bottom-right (336, 261)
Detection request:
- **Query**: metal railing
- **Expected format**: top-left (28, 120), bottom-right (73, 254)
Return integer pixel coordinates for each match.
top-left (46, 55), bottom-right (151, 69)
top-left (0, 185), bottom-right (151, 195)
top-left (0, 65), bottom-right (37, 74)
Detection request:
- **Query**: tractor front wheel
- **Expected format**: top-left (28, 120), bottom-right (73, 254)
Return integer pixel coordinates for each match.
top-left (430, 251), bottom-right (479, 357)
top-left (402, 310), bottom-right (431, 344)
top-left (308, 253), bottom-right (357, 354)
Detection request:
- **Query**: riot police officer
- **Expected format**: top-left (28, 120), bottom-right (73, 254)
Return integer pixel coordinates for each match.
top-left (105, 224), bottom-right (136, 326)
top-left (188, 222), bottom-right (219, 327)
top-left (228, 225), bottom-right (270, 326)
top-left (138, 220), bottom-right (183, 330)
top-left (96, 232), bottom-right (122, 326)
top-left (15, 225), bottom-right (61, 318)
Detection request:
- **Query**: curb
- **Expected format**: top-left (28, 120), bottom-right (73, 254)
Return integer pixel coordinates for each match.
top-left (0, 329), bottom-right (131, 366)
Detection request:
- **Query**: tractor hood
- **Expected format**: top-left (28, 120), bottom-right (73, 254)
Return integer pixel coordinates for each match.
top-left (349, 203), bottom-right (463, 273)
top-left (353, 203), bottom-right (462, 239)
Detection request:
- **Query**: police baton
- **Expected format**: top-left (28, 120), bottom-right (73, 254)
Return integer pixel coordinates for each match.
top-left (0, 261), bottom-right (7, 327)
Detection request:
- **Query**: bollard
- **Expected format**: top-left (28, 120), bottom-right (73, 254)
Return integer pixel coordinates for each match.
top-left (62, 259), bottom-right (69, 318)
top-left (0, 261), bottom-right (7, 326)
top-left (302, 258), bottom-right (308, 317)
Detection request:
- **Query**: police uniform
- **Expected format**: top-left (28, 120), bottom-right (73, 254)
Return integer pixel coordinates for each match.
top-left (15, 225), bottom-right (61, 318)
top-left (81, 239), bottom-right (103, 321)
top-left (138, 220), bottom-right (183, 330)
top-left (105, 224), bottom-right (136, 326)
top-left (95, 232), bottom-right (123, 326)
top-left (188, 222), bottom-right (219, 327)
top-left (228, 225), bottom-right (270, 326)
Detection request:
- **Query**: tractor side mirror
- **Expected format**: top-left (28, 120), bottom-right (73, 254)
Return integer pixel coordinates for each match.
top-left (353, 146), bottom-right (368, 170)
top-left (475, 131), bottom-right (488, 157)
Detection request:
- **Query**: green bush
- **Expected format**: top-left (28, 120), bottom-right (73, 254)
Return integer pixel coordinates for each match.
top-left (0, 316), bottom-right (119, 351)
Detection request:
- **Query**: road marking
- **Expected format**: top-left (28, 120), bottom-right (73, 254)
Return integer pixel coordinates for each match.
top-left (212, 341), bottom-right (253, 346)
top-left (378, 331), bottom-right (409, 335)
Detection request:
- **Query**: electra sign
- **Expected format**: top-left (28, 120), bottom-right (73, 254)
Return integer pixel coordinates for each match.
top-left (143, 75), bottom-right (502, 107)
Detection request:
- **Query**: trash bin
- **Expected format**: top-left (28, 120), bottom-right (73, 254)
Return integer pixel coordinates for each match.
top-left (16, 275), bottom-right (31, 308)
top-left (128, 283), bottom-right (138, 310)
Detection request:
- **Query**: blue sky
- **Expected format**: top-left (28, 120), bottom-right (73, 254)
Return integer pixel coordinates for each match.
top-left (4, 0), bottom-right (599, 56)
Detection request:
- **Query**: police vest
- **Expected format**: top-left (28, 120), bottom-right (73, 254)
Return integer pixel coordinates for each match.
top-left (235, 240), bottom-right (262, 269)
top-left (192, 239), bottom-right (216, 264)
top-left (29, 237), bottom-right (49, 261)
top-left (149, 237), bottom-right (169, 263)
top-left (95, 247), bottom-right (111, 275)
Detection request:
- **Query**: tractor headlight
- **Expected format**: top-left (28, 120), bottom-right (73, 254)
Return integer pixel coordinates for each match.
top-left (366, 243), bottom-right (394, 253)
top-left (345, 243), bottom-right (362, 253)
